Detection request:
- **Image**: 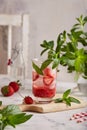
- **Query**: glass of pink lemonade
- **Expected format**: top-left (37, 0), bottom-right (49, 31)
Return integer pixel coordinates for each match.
top-left (32, 58), bottom-right (56, 103)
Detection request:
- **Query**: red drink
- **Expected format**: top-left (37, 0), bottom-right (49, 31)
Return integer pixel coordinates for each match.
top-left (32, 66), bottom-right (56, 103)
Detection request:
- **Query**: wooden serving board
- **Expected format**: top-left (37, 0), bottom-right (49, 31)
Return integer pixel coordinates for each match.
top-left (0, 94), bottom-right (87, 113)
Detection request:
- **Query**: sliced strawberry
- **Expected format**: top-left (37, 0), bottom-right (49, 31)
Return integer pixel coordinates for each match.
top-left (43, 67), bottom-right (52, 77)
top-left (32, 71), bottom-right (39, 81)
top-left (1, 85), bottom-right (14, 96)
top-left (24, 96), bottom-right (33, 104)
top-left (43, 67), bottom-right (56, 78)
top-left (43, 76), bottom-right (54, 86)
top-left (33, 86), bottom-right (56, 98)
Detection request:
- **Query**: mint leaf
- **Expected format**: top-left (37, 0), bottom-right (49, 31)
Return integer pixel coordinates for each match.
top-left (41, 40), bottom-right (54, 49)
top-left (0, 101), bottom-right (2, 106)
top-left (40, 40), bottom-right (54, 56)
top-left (7, 113), bottom-right (32, 126)
top-left (1, 105), bottom-right (21, 116)
top-left (63, 89), bottom-right (71, 99)
top-left (65, 98), bottom-right (71, 106)
top-left (56, 31), bottom-right (66, 53)
top-left (54, 98), bottom-right (63, 103)
top-left (32, 61), bottom-right (43, 75)
top-left (68, 97), bottom-right (81, 104)
top-left (41, 59), bottom-right (52, 70)
top-left (52, 58), bottom-right (59, 69)
top-left (0, 105), bottom-right (33, 130)
top-left (40, 48), bottom-right (48, 55)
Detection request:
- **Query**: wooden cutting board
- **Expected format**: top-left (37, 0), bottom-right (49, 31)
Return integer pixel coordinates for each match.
top-left (0, 94), bottom-right (87, 113)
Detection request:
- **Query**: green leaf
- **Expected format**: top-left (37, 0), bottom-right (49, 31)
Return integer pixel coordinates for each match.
top-left (84, 16), bottom-right (87, 22)
top-left (7, 113), bottom-right (32, 126)
top-left (78, 37), bottom-right (87, 46)
top-left (56, 31), bottom-right (66, 53)
top-left (40, 40), bottom-right (48, 48)
top-left (40, 40), bottom-right (54, 49)
top-left (63, 89), bottom-right (71, 99)
top-left (0, 101), bottom-right (2, 106)
top-left (32, 62), bottom-right (43, 75)
top-left (47, 41), bottom-right (54, 49)
top-left (67, 42), bottom-right (77, 52)
top-left (40, 48), bottom-right (48, 55)
top-left (68, 30), bottom-right (83, 44)
top-left (48, 50), bottom-right (59, 60)
top-left (0, 114), bottom-right (2, 120)
top-left (52, 58), bottom-right (59, 69)
top-left (76, 15), bottom-right (84, 26)
top-left (68, 97), bottom-right (81, 104)
top-left (40, 40), bottom-right (54, 56)
top-left (72, 23), bottom-right (80, 28)
top-left (64, 98), bottom-right (71, 106)
top-left (1, 105), bottom-right (21, 116)
top-left (54, 98), bottom-right (63, 103)
top-left (41, 59), bottom-right (52, 70)
top-left (74, 56), bottom-right (85, 72)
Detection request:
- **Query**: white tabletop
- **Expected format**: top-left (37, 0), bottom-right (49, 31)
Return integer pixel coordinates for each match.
top-left (0, 75), bottom-right (87, 130)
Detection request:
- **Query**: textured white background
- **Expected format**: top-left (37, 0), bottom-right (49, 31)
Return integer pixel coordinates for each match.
top-left (0, 0), bottom-right (87, 81)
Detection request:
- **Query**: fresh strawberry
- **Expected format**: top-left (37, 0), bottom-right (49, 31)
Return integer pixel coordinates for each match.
top-left (9, 80), bottom-right (21, 92)
top-left (24, 96), bottom-right (33, 104)
top-left (43, 76), bottom-right (54, 86)
top-left (32, 71), bottom-right (39, 81)
top-left (1, 85), bottom-right (14, 96)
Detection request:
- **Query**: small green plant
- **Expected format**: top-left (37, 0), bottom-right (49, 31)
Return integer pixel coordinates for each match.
top-left (39, 15), bottom-right (87, 80)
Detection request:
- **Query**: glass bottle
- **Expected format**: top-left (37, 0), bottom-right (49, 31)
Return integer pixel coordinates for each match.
top-left (10, 43), bottom-right (25, 87)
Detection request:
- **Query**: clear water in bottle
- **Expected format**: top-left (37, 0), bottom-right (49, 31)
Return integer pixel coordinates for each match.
top-left (10, 43), bottom-right (25, 87)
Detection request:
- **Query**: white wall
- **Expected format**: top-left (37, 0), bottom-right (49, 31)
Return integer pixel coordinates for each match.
top-left (0, 0), bottom-right (87, 81)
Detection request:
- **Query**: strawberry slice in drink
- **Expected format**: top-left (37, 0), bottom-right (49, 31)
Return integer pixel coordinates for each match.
top-left (43, 67), bottom-right (56, 78)
top-left (43, 67), bottom-right (52, 76)
top-left (32, 71), bottom-right (39, 81)
top-left (43, 76), bottom-right (54, 86)
top-left (33, 85), bottom-right (56, 98)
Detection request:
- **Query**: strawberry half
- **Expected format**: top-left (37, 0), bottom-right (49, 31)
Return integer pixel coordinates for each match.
top-left (24, 96), bottom-right (33, 104)
top-left (1, 85), bottom-right (14, 96)
top-left (9, 80), bottom-right (21, 92)
top-left (32, 71), bottom-right (39, 81)
top-left (43, 67), bottom-right (52, 77)
top-left (43, 76), bottom-right (54, 86)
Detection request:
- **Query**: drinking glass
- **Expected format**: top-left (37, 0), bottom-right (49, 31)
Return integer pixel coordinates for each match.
top-left (32, 58), bottom-right (57, 103)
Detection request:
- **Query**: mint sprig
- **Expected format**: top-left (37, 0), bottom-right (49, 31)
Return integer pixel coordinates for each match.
top-left (32, 61), bottom-right (43, 75)
top-left (39, 15), bottom-right (87, 80)
top-left (54, 89), bottom-right (81, 106)
top-left (0, 105), bottom-right (33, 130)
